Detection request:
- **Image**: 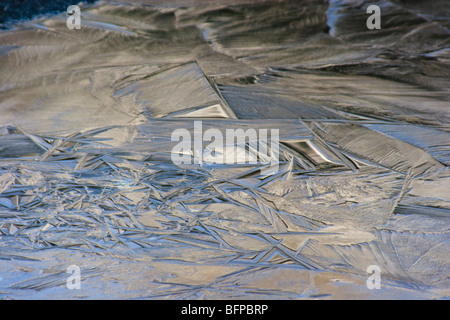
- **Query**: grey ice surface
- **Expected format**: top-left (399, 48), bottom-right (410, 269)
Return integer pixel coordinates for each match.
top-left (0, 0), bottom-right (449, 299)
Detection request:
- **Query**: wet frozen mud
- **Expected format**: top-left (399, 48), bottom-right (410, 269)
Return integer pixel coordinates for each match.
top-left (0, 0), bottom-right (449, 299)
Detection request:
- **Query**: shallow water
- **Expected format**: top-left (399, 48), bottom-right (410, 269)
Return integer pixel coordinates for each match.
top-left (0, 0), bottom-right (449, 299)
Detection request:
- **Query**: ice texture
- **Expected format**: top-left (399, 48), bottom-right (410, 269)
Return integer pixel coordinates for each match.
top-left (0, 0), bottom-right (449, 299)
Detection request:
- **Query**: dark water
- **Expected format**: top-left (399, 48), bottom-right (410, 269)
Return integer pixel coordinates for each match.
top-left (0, 0), bottom-right (449, 299)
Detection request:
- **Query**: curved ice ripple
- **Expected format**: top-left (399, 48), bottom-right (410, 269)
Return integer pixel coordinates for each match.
top-left (0, 0), bottom-right (449, 299)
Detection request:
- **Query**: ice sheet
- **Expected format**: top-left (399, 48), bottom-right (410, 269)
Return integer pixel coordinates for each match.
top-left (0, 0), bottom-right (449, 299)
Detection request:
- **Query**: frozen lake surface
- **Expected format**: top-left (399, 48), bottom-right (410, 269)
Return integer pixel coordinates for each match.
top-left (0, 0), bottom-right (449, 299)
